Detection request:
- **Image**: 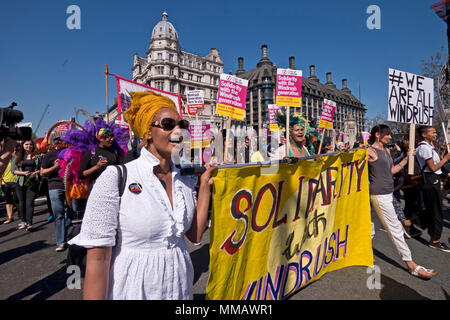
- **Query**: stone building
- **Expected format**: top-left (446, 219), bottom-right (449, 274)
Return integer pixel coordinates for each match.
top-left (234, 45), bottom-right (367, 138)
top-left (131, 12), bottom-right (226, 128)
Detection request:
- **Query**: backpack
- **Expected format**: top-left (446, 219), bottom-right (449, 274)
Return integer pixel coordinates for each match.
top-left (66, 164), bottom-right (127, 276)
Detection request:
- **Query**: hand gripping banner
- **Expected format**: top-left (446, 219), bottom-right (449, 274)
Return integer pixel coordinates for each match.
top-left (206, 149), bottom-right (373, 300)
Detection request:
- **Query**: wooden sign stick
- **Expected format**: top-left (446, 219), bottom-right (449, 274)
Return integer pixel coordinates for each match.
top-left (286, 107), bottom-right (290, 156)
top-left (225, 117), bottom-right (232, 163)
top-left (105, 64), bottom-right (109, 122)
top-left (408, 124), bottom-right (415, 175)
top-left (317, 129), bottom-right (326, 155)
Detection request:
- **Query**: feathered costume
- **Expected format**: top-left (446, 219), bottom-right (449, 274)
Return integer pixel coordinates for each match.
top-left (35, 112), bottom-right (130, 207)
top-left (275, 107), bottom-right (320, 155)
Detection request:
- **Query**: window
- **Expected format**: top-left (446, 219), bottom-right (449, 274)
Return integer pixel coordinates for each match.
top-left (157, 53), bottom-right (163, 60)
top-left (179, 71), bottom-right (184, 79)
top-left (170, 66), bottom-right (175, 75)
top-left (156, 66), bottom-right (164, 75)
top-left (197, 63), bottom-right (201, 69)
top-left (213, 66), bottom-right (217, 72)
top-left (156, 81), bottom-right (164, 90)
top-left (188, 74), bottom-right (193, 81)
top-left (197, 76), bottom-right (202, 82)
top-left (169, 54), bottom-right (174, 62)
top-left (180, 85), bottom-right (185, 95)
top-left (189, 61), bottom-right (193, 68)
top-left (170, 81), bottom-right (175, 93)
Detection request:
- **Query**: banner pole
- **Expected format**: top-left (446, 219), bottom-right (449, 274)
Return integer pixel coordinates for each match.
top-left (225, 117), bottom-right (232, 163)
top-left (442, 122), bottom-right (450, 153)
top-left (437, 92), bottom-right (450, 153)
top-left (317, 129), bottom-right (326, 155)
top-left (181, 100), bottom-right (192, 120)
top-left (105, 64), bottom-right (109, 122)
top-left (408, 124), bottom-right (415, 175)
top-left (286, 106), bottom-right (290, 156)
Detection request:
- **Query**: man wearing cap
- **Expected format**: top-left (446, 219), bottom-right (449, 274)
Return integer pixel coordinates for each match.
top-left (78, 128), bottom-right (123, 194)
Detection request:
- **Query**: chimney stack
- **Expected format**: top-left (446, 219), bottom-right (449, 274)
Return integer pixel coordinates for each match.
top-left (261, 44), bottom-right (268, 58)
top-left (238, 57), bottom-right (244, 70)
top-left (309, 65), bottom-right (318, 81)
top-left (342, 78), bottom-right (347, 89)
top-left (289, 56), bottom-right (295, 69)
top-left (326, 72), bottom-right (332, 84)
top-left (236, 57), bottom-right (245, 76)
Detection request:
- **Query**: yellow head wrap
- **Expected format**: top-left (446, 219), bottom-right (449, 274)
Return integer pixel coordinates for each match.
top-left (124, 91), bottom-right (178, 140)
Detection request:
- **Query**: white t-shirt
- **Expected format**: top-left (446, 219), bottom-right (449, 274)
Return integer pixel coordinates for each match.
top-left (416, 141), bottom-right (442, 174)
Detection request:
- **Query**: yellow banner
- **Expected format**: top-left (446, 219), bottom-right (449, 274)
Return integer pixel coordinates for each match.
top-left (206, 149), bottom-right (373, 300)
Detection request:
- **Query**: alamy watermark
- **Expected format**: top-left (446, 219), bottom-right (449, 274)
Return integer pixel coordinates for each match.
top-left (366, 265), bottom-right (383, 290)
top-left (366, 5), bottom-right (381, 30)
top-left (66, 265), bottom-right (81, 290)
top-left (66, 5), bottom-right (81, 30)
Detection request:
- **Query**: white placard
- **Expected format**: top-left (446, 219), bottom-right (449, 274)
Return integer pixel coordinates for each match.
top-left (388, 68), bottom-right (434, 125)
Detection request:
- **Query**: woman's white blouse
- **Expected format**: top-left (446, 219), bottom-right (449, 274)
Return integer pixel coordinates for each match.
top-left (68, 147), bottom-right (198, 300)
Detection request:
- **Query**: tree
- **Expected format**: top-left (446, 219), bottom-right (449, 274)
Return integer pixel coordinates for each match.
top-left (421, 45), bottom-right (449, 119)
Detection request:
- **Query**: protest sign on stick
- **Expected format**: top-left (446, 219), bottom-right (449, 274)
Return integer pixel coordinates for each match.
top-left (317, 99), bottom-right (336, 153)
top-left (186, 90), bottom-right (204, 120)
top-left (276, 68), bottom-right (302, 156)
top-left (215, 74), bottom-right (248, 163)
top-left (388, 68), bottom-right (434, 174)
top-left (388, 68), bottom-right (434, 125)
top-left (362, 131), bottom-right (370, 145)
top-left (268, 104), bottom-right (281, 131)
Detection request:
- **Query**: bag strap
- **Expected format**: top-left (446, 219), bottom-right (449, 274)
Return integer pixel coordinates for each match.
top-left (114, 164), bottom-right (127, 197)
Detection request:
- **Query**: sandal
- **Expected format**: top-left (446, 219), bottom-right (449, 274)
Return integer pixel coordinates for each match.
top-left (410, 266), bottom-right (437, 279)
top-left (3, 219), bottom-right (14, 224)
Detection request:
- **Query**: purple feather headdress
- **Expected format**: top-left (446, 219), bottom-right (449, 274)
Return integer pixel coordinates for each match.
top-left (56, 116), bottom-right (130, 183)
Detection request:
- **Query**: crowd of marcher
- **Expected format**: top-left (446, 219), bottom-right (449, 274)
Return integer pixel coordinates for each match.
top-left (0, 92), bottom-right (449, 299)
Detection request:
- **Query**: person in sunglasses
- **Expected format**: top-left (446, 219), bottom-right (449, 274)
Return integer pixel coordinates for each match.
top-left (69, 91), bottom-right (217, 300)
top-left (78, 128), bottom-right (123, 194)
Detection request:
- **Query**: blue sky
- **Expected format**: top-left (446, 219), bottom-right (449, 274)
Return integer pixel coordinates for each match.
top-left (0, 0), bottom-right (447, 136)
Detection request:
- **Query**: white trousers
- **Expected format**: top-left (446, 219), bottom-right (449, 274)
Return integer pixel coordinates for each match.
top-left (370, 193), bottom-right (412, 262)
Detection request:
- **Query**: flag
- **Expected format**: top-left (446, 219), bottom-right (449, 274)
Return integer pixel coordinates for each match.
top-left (112, 74), bottom-right (182, 121)
top-left (431, 0), bottom-right (450, 22)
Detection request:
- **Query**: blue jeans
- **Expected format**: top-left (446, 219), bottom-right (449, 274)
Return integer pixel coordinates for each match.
top-left (49, 189), bottom-right (73, 245)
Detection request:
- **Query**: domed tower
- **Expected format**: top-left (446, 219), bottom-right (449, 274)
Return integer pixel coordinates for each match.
top-left (148, 12), bottom-right (181, 52)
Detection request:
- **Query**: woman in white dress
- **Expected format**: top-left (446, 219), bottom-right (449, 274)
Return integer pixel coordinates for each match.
top-left (69, 91), bottom-right (217, 299)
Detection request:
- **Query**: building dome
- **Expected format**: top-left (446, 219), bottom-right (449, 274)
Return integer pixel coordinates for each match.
top-left (151, 12), bottom-right (178, 40)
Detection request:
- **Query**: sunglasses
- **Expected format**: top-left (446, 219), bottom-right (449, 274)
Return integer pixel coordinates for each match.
top-left (151, 118), bottom-right (189, 131)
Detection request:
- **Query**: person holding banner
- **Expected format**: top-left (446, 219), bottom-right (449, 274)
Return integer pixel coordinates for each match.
top-left (367, 125), bottom-right (437, 279)
top-left (415, 126), bottom-right (450, 253)
top-left (69, 91), bottom-right (217, 299)
top-left (271, 110), bottom-right (311, 160)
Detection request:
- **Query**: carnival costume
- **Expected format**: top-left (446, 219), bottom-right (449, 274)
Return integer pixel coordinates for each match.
top-left (275, 107), bottom-right (320, 155)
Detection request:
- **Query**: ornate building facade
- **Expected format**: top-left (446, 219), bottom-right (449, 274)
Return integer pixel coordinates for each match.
top-left (234, 45), bottom-right (367, 138)
top-left (131, 12), bottom-right (225, 128)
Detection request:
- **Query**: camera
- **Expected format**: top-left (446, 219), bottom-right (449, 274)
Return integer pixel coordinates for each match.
top-left (0, 102), bottom-right (32, 142)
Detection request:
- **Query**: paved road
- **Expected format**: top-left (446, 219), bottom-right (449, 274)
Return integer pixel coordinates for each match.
top-left (0, 195), bottom-right (449, 300)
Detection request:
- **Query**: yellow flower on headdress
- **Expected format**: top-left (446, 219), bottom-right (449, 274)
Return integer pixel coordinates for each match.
top-left (124, 91), bottom-right (178, 140)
